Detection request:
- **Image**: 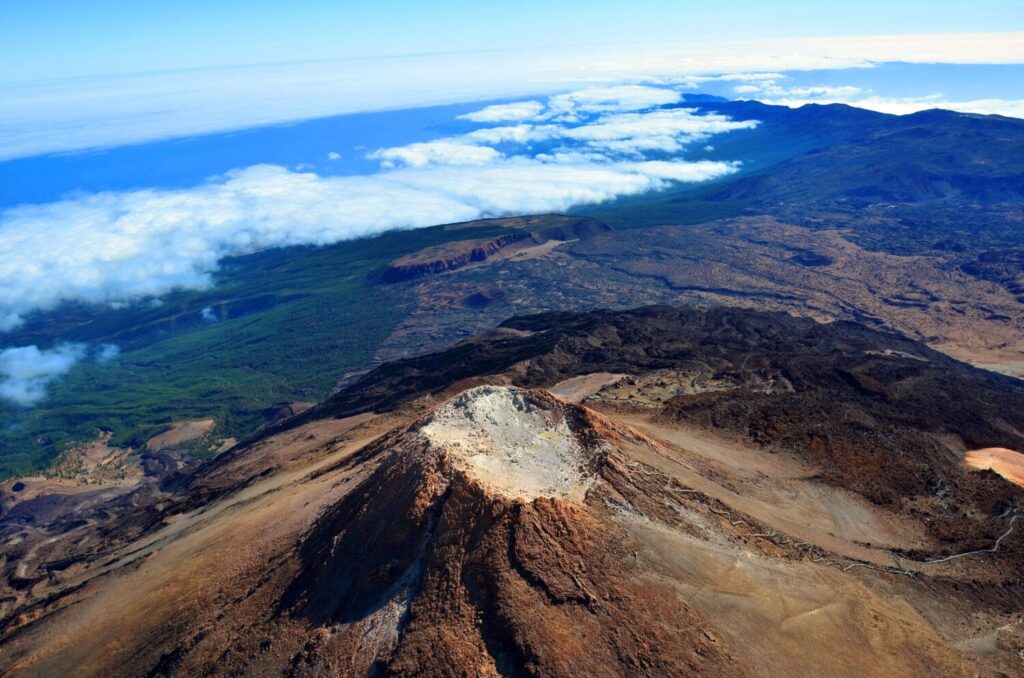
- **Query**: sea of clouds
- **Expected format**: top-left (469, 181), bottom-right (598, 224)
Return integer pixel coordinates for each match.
top-left (0, 85), bottom-right (755, 333)
top-left (0, 85), bottom-right (759, 403)
top-left (0, 86), bottom-right (753, 335)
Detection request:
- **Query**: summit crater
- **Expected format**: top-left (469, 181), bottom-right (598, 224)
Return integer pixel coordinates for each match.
top-left (419, 386), bottom-right (601, 502)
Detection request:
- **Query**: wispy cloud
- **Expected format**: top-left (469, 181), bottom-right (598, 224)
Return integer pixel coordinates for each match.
top-left (0, 85), bottom-right (751, 329)
top-left (96, 343), bottom-right (121, 362)
top-left (545, 85), bottom-right (683, 120)
top-left (382, 92), bottom-right (758, 162)
top-left (456, 85), bottom-right (689, 127)
top-left (559, 109), bottom-right (757, 154)
top-left (458, 101), bottom-right (545, 123)
top-left (0, 343), bottom-right (86, 405)
top-left (369, 140), bottom-right (502, 168)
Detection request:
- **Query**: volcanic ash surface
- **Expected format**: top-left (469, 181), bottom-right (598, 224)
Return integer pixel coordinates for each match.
top-left (420, 385), bottom-right (594, 501)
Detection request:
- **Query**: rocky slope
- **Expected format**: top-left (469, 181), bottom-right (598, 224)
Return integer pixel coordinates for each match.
top-left (361, 205), bottom-right (1024, 384)
top-left (1, 307), bottom-right (1023, 676)
top-left (377, 215), bottom-right (610, 283)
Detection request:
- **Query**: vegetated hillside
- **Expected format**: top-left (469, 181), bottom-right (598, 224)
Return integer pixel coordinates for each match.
top-left (0, 217), bottom-right (566, 478)
top-left (2, 306), bottom-right (1021, 676)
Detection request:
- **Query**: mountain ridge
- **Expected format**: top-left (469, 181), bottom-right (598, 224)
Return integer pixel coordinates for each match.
top-left (2, 306), bottom-right (1021, 675)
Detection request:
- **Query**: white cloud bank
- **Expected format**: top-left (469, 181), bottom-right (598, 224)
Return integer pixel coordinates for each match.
top-left (0, 342), bottom-right (123, 405)
top-left (369, 140), bottom-right (502, 168)
top-left (0, 161), bottom-right (738, 329)
top-left (381, 90), bottom-right (758, 163)
top-left (3, 31), bottom-right (1023, 160)
top-left (0, 344), bottom-right (86, 405)
top-left (0, 85), bottom-right (751, 330)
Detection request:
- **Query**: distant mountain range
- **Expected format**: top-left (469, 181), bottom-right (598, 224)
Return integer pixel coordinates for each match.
top-left (697, 104), bottom-right (1024, 204)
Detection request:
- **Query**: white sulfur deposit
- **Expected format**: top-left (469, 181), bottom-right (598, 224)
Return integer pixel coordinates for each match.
top-left (421, 386), bottom-right (593, 501)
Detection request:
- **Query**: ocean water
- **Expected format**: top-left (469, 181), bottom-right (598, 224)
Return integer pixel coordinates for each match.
top-left (0, 100), bottom-right (490, 208)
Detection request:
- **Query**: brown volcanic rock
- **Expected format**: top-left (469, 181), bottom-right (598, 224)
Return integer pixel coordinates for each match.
top-left (380, 232), bottom-right (533, 283)
top-left (282, 387), bottom-right (743, 676)
top-left (377, 215), bottom-right (610, 283)
top-left (2, 308), bottom-right (1021, 676)
top-left (279, 306), bottom-right (1024, 575)
top-left (370, 215), bottom-right (1024, 374)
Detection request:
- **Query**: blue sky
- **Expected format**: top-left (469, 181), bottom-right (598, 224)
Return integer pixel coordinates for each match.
top-left (3, 1), bottom-right (1024, 81)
